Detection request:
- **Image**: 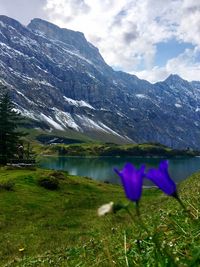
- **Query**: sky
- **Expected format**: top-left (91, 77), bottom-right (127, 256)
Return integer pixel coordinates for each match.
top-left (0, 0), bottom-right (200, 83)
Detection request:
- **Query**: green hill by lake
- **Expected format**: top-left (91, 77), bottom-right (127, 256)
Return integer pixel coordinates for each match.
top-left (35, 142), bottom-right (198, 157)
top-left (0, 167), bottom-right (199, 266)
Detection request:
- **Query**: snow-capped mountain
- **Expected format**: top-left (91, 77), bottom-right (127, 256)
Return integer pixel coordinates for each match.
top-left (1, 15), bottom-right (200, 148)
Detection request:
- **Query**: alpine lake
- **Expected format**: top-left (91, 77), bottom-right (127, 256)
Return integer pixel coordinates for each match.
top-left (39, 156), bottom-right (200, 186)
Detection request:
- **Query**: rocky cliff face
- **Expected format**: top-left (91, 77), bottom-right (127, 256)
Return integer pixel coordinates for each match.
top-left (0, 15), bottom-right (200, 148)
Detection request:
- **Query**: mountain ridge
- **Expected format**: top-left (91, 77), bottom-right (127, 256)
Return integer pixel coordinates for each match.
top-left (1, 15), bottom-right (200, 148)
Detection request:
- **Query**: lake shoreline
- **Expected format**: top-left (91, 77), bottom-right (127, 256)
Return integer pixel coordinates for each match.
top-left (36, 142), bottom-right (199, 158)
top-left (40, 154), bottom-right (197, 158)
top-left (39, 155), bottom-right (200, 185)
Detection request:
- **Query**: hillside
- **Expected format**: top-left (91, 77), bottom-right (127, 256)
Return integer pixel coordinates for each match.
top-left (0, 167), bottom-right (199, 266)
top-left (37, 142), bottom-right (197, 157)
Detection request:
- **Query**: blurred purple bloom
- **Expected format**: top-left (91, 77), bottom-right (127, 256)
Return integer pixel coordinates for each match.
top-left (146, 160), bottom-right (176, 196)
top-left (114, 163), bottom-right (145, 202)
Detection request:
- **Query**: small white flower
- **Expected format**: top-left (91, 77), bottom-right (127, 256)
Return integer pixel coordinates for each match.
top-left (97, 202), bottom-right (114, 216)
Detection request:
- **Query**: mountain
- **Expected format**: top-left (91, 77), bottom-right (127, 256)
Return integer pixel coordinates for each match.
top-left (0, 15), bottom-right (200, 148)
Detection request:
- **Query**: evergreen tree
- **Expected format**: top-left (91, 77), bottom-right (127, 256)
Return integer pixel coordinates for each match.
top-left (0, 85), bottom-right (24, 164)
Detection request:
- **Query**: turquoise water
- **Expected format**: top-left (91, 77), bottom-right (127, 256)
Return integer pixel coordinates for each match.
top-left (39, 156), bottom-right (200, 185)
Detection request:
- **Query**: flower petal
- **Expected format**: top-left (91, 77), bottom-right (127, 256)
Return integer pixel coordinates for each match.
top-left (146, 160), bottom-right (176, 195)
top-left (159, 160), bottom-right (168, 171)
top-left (114, 163), bottom-right (145, 202)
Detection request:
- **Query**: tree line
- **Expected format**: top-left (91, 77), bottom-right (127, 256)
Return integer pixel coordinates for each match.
top-left (0, 84), bottom-right (28, 164)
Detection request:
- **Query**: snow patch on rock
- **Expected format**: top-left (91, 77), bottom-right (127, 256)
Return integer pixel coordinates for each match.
top-left (63, 96), bottom-right (95, 109)
top-left (40, 113), bottom-right (64, 130)
top-left (136, 94), bottom-right (148, 99)
top-left (76, 115), bottom-right (125, 139)
top-left (16, 90), bottom-right (37, 106)
top-left (52, 108), bottom-right (81, 131)
top-left (175, 103), bottom-right (182, 108)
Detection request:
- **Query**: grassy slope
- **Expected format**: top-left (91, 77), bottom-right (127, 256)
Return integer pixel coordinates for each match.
top-left (0, 168), bottom-right (199, 266)
top-left (39, 142), bottom-right (197, 157)
top-left (20, 127), bottom-right (93, 145)
top-left (18, 124), bottom-right (198, 158)
top-left (19, 122), bottom-right (132, 146)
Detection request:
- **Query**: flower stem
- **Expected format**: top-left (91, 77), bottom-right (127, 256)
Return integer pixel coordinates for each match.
top-left (172, 191), bottom-right (193, 219)
top-left (135, 201), bottom-right (140, 217)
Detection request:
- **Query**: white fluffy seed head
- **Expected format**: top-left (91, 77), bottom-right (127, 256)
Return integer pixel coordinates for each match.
top-left (97, 202), bottom-right (114, 216)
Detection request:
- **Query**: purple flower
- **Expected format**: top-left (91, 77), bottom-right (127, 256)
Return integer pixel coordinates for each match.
top-left (114, 163), bottom-right (145, 202)
top-left (146, 160), bottom-right (176, 196)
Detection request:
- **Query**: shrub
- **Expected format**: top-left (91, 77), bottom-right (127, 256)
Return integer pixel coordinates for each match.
top-left (0, 180), bottom-right (15, 191)
top-left (50, 171), bottom-right (67, 180)
top-left (37, 176), bottom-right (59, 190)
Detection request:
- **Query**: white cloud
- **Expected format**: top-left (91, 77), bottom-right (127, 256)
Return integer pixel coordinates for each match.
top-left (133, 68), bottom-right (168, 84)
top-left (178, 1), bottom-right (200, 46)
top-left (134, 46), bottom-right (200, 83)
top-left (0, 4), bottom-right (7, 15)
top-left (0, 0), bottom-right (47, 25)
top-left (44, 0), bottom-right (200, 81)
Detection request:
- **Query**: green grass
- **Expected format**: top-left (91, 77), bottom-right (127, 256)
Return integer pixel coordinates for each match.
top-left (44, 142), bottom-right (197, 157)
top-left (19, 124), bottom-right (94, 144)
top-left (18, 124), bottom-right (198, 158)
top-left (0, 168), bottom-right (199, 266)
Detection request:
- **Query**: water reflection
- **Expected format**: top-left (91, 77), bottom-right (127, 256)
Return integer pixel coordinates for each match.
top-left (40, 156), bottom-right (200, 185)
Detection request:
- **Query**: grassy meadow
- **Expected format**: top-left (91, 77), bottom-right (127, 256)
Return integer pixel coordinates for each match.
top-left (0, 167), bottom-right (199, 266)
top-left (33, 142), bottom-right (198, 158)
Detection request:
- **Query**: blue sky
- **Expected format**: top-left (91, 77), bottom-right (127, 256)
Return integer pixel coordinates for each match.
top-left (155, 39), bottom-right (195, 68)
top-left (0, 0), bottom-right (200, 82)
